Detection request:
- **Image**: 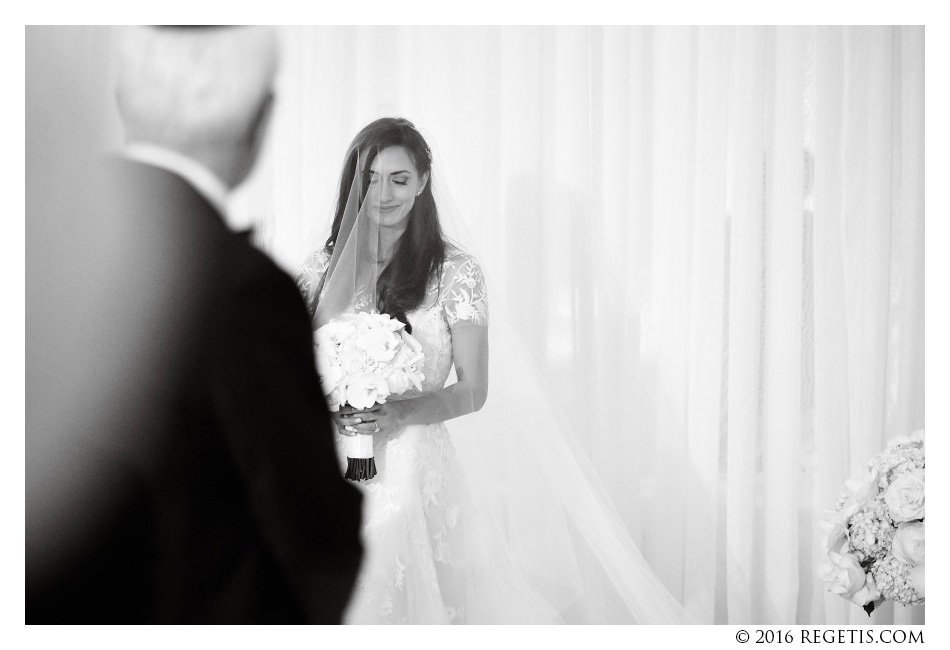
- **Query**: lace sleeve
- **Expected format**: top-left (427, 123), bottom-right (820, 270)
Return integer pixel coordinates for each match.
top-left (295, 248), bottom-right (331, 319)
top-left (440, 253), bottom-right (489, 327)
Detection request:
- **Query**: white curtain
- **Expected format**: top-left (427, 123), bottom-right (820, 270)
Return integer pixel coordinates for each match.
top-left (232, 26), bottom-right (924, 625)
top-left (42, 25), bottom-right (925, 625)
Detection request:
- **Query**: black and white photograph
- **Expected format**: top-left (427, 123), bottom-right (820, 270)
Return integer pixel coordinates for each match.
top-left (19, 12), bottom-right (937, 643)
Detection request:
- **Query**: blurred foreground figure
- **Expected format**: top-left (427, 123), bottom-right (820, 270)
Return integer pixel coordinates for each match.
top-left (26, 26), bottom-right (362, 623)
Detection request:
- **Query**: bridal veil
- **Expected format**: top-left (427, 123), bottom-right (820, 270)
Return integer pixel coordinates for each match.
top-left (302, 123), bottom-right (695, 624)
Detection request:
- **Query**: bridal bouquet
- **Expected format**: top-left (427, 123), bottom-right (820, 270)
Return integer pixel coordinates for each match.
top-left (817, 430), bottom-right (925, 614)
top-left (315, 312), bottom-right (425, 481)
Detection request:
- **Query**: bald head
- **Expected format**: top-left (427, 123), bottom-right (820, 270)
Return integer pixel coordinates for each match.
top-left (115, 26), bottom-right (279, 188)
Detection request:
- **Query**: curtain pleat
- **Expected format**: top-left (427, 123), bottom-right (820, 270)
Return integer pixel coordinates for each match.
top-left (723, 27), bottom-right (768, 625)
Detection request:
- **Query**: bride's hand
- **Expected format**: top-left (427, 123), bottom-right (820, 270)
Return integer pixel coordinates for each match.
top-left (363, 402), bottom-right (406, 433)
top-left (334, 403), bottom-right (406, 437)
top-left (333, 405), bottom-right (380, 437)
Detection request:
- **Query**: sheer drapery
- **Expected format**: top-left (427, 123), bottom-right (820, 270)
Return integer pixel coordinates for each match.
top-left (234, 26), bottom-right (923, 625)
top-left (47, 25), bottom-right (924, 624)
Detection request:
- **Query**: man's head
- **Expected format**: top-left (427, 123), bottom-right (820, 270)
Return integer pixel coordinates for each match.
top-left (115, 26), bottom-right (278, 189)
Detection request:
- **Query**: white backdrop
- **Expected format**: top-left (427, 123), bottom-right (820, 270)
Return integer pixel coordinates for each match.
top-left (55, 25), bottom-right (926, 625)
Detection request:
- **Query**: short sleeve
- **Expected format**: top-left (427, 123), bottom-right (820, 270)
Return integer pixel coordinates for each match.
top-left (295, 248), bottom-right (331, 317)
top-left (440, 253), bottom-right (489, 327)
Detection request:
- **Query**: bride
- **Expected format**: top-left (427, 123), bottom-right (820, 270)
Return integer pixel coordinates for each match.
top-left (297, 117), bottom-right (692, 624)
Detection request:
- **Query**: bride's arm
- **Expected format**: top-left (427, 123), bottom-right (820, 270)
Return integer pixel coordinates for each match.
top-left (338, 325), bottom-right (487, 434)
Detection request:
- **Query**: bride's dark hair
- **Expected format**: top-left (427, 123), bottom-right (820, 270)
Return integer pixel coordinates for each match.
top-left (324, 117), bottom-right (445, 333)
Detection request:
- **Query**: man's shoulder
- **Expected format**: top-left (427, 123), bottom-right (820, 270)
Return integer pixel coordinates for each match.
top-left (105, 156), bottom-right (198, 195)
top-left (98, 157), bottom-right (223, 251)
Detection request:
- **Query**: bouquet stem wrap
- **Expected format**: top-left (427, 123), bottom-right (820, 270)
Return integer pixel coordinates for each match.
top-left (343, 431), bottom-right (377, 481)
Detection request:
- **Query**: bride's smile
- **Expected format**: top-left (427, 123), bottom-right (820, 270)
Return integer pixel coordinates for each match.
top-left (363, 145), bottom-right (428, 229)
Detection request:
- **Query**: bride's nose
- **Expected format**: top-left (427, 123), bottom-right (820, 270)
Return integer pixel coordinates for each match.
top-left (380, 181), bottom-right (394, 202)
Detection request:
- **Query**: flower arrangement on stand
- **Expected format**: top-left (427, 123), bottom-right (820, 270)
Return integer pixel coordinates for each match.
top-left (818, 430), bottom-right (925, 615)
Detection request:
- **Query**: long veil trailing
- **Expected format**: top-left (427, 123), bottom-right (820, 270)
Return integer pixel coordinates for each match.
top-left (300, 125), bottom-right (695, 624)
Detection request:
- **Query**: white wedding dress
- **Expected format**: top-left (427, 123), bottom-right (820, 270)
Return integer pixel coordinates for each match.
top-left (297, 245), bottom-right (563, 624)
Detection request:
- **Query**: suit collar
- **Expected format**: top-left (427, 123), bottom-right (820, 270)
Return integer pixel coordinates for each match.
top-left (122, 143), bottom-right (232, 226)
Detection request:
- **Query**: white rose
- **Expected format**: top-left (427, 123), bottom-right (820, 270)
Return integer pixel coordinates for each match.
top-left (891, 521), bottom-right (924, 567)
top-left (884, 470), bottom-right (925, 523)
top-left (908, 564), bottom-right (925, 598)
top-left (344, 372), bottom-right (390, 410)
top-left (818, 551), bottom-right (870, 602)
top-left (818, 512), bottom-right (850, 554)
top-left (838, 467), bottom-right (880, 519)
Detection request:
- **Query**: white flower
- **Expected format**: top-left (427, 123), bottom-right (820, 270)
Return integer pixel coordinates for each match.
top-left (850, 574), bottom-right (882, 607)
top-left (325, 385), bottom-right (345, 412)
top-left (885, 429), bottom-right (925, 455)
top-left (345, 372), bottom-right (391, 410)
top-left (818, 511), bottom-right (850, 554)
top-left (392, 332), bottom-right (425, 389)
top-left (314, 312), bottom-right (424, 410)
top-left (886, 435), bottom-right (913, 450)
top-left (383, 368), bottom-right (413, 395)
top-left (337, 347), bottom-right (367, 377)
top-left (908, 564), bottom-right (925, 598)
top-left (883, 469), bottom-right (925, 523)
top-left (316, 317), bottom-right (357, 346)
top-left (354, 320), bottom-right (400, 363)
top-left (315, 351), bottom-right (344, 390)
top-left (870, 556), bottom-right (922, 606)
top-left (838, 466), bottom-right (880, 519)
top-left (822, 429), bottom-right (926, 609)
top-left (818, 550), bottom-right (870, 602)
top-left (392, 331), bottom-right (424, 366)
top-left (892, 521), bottom-right (924, 567)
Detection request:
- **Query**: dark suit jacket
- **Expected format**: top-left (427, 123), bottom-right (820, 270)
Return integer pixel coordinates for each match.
top-left (26, 159), bottom-right (363, 623)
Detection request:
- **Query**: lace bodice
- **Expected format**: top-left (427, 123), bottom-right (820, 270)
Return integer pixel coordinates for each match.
top-left (296, 245), bottom-right (511, 624)
top-left (296, 245), bottom-right (488, 396)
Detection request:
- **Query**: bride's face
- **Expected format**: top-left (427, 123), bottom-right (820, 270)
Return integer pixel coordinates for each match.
top-left (364, 146), bottom-right (428, 229)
